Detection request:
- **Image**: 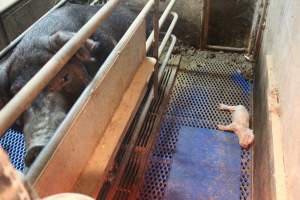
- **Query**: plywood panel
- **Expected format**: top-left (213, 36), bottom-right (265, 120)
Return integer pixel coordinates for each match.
top-left (73, 57), bottom-right (155, 197)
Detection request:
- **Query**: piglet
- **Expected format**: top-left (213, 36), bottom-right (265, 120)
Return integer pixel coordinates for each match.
top-left (217, 104), bottom-right (254, 149)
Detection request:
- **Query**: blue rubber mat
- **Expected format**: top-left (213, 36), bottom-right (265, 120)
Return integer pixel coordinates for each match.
top-left (164, 127), bottom-right (241, 200)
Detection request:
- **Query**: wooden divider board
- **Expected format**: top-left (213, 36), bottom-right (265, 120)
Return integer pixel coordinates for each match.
top-left (73, 57), bottom-right (155, 197)
top-left (33, 20), bottom-right (147, 197)
top-left (266, 55), bottom-right (287, 200)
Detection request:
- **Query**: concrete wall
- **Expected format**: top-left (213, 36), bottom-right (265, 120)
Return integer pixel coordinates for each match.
top-left (253, 54), bottom-right (272, 200)
top-left (207, 0), bottom-right (256, 48)
top-left (255, 0), bottom-right (300, 199)
top-left (127, 0), bottom-right (256, 48)
top-left (126, 0), bottom-right (204, 46)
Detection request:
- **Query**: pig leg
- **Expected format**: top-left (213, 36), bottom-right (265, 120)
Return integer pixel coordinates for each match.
top-left (217, 123), bottom-right (235, 132)
top-left (48, 31), bottom-right (99, 63)
top-left (219, 103), bottom-right (236, 112)
top-left (23, 92), bottom-right (68, 167)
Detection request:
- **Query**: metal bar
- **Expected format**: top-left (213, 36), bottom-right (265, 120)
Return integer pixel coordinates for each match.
top-left (246, 0), bottom-right (261, 56)
top-left (158, 12), bottom-right (178, 57)
top-left (137, 61), bottom-right (178, 199)
top-left (146, 0), bottom-right (176, 52)
top-left (152, 0), bottom-right (159, 98)
top-left (159, 35), bottom-right (176, 80)
top-left (250, 0), bottom-right (269, 60)
top-left (27, 0), bottom-right (155, 183)
top-left (105, 86), bottom-right (154, 199)
top-left (206, 45), bottom-right (246, 52)
top-left (90, 0), bottom-right (99, 5)
top-left (0, 0), bottom-right (122, 137)
top-left (0, 0), bottom-right (19, 14)
top-left (201, 0), bottom-right (210, 50)
top-left (0, 0), bottom-right (68, 58)
top-left (105, 34), bottom-right (177, 199)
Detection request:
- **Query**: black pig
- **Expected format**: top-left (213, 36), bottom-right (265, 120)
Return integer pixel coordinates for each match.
top-left (0, 3), bottom-right (136, 167)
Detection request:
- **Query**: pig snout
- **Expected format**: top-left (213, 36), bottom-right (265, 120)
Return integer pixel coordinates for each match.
top-left (23, 92), bottom-right (68, 167)
top-left (238, 129), bottom-right (254, 149)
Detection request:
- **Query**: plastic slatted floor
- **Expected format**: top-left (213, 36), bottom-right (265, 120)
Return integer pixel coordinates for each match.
top-left (0, 128), bottom-right (25, 171)
top-left (140, 53), bottom-right (252, 200)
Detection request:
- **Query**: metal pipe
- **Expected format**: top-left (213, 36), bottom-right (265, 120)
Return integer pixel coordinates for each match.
top-left (251, 0), bottom-right (269, 60)
top-left (0, 0), bottom-right (122, 136)
top-left (0, 0), bottom-right (19, 14)
top-left (158, 12), bottom-right (178, 57)
top-left (159, 35), bottom-right (177, 80)
top-left (105, 34), bottom-right (177, 199)
top-left (27, 0), bottom-right (155, 182)
top-left (152, 0), bottom-right (159, 98)
top-left (201, 0), bottom-right (210, 49)
top-left (146, 0), bottom-right (176, 52)
top-left (0, 0), bottom-right (68, 58)
top-left (206, 45), bottom-right (246, 52)
top-left (90, 0), bottom-right (99, 5)
top-left (246, 0), bottom-right (261, 56)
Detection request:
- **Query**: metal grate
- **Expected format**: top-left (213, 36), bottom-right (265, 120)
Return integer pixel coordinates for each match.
top-left (0, 128), bottom-right (25, 171)
top-left (101, 66), bottom-right (178, 200)
top-left (140, 51), bottom-right (253, 200)
top-left (140, 160), bottom-right (171, 200)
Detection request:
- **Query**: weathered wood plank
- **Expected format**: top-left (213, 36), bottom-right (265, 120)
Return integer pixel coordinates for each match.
top-left (73, 57), bottom-right (155, 197)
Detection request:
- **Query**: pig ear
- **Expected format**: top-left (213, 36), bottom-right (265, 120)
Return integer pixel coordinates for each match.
top-left (49, 31), bottom-right (100, 63)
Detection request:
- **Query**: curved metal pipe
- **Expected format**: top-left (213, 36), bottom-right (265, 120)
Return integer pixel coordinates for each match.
top-left (159, 34), bottom-right (177, 80)
top-left (158, 12), bottom-right (178, 57)
top-left (146, 0), bottom-right (176, 52)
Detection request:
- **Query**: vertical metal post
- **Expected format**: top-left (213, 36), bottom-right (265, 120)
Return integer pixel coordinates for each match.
top-left (153, 0), bottom-right (159, 98)
top-left (201, 0), bottom-right (210, 50)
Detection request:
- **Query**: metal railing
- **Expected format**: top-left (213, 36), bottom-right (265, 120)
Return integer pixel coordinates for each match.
top-left (0, 0), bottom-right (124, 136)
top-left (20, 0), bottom-right (177, 183)
top-left (0, 0), bottom-right (178, 138)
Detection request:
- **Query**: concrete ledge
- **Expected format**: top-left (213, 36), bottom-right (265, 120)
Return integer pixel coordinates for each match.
top-left (253, 54), bottom-right (287, 200)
